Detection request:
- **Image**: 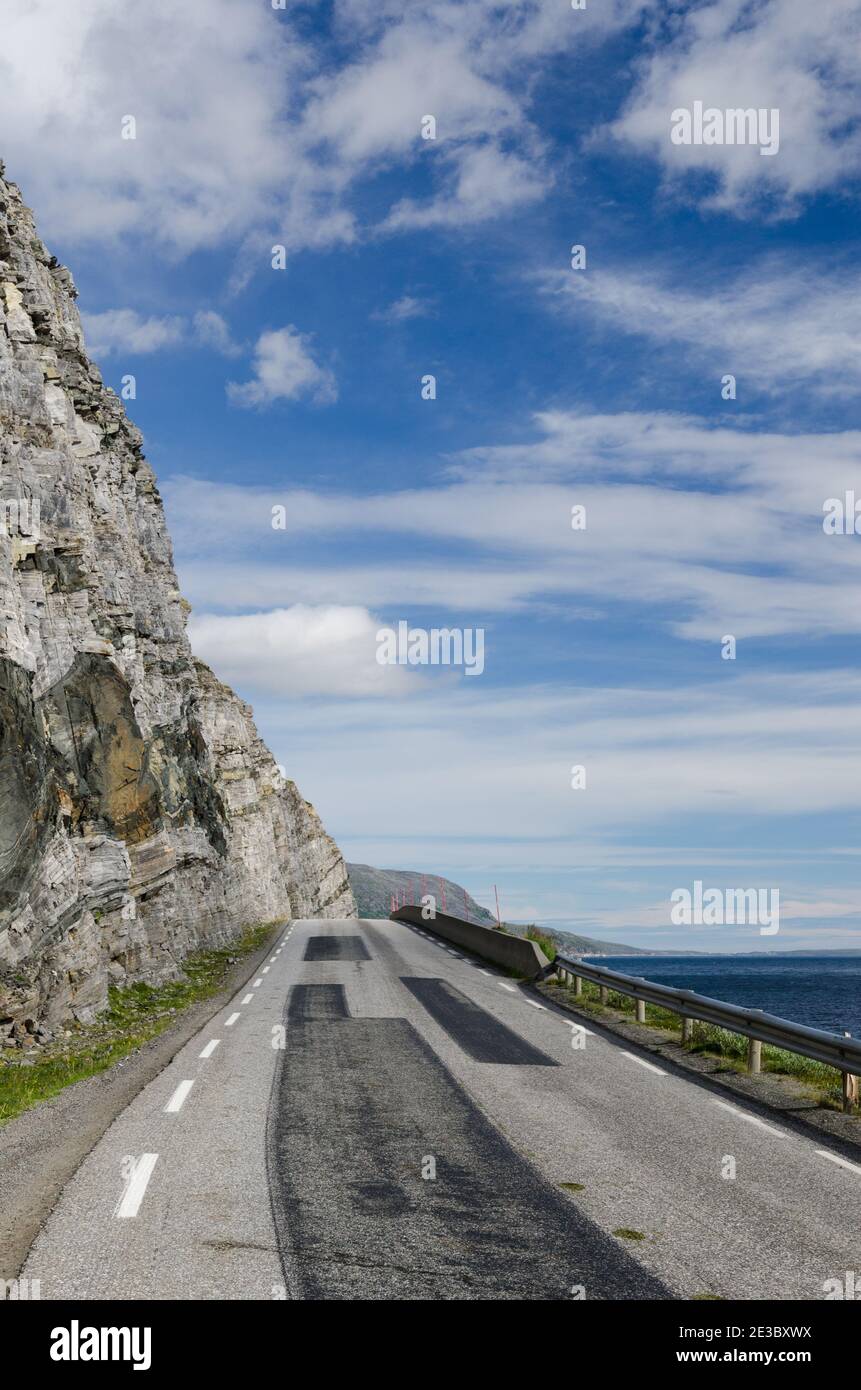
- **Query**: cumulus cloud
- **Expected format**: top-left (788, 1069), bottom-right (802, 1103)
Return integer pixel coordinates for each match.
top-left (82, 308), bottom-right (185, 357)
top-left (192, 311), bottom-right (242, 358)
top-left (188, 604), bottom-right (412, 696)
top-left (227, 327), bottom-right (337, 408)
top-left (608, 0), bottom-right (861, 216)
top-left (0, 0), bottom-right (654, 262)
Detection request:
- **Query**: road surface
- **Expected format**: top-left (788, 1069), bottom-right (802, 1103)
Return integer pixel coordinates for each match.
top-left (22, 918), bottom-right (861, 1300)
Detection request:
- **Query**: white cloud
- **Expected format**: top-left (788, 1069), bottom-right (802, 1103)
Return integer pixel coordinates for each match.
top-left (608, 0), bottom-right (861, 216)
top-left (163, 410), bottom-right (861, 642)
top-left (539, 257), bottom-right (861, 395)
top-left (0, 0), bottom-right (652, 262)
top-left (372, 295), bottom-right (435, 323)
top-left (193, 311), bottom-right (242, 358)
top-left (226, 327), bottom-right (337, 408)
top-left (385, 142), bottom-right (548, 230)
top-left (82, 308), bottom-right (185, 357)
top-left (188, 604), bottom-right (412, 697)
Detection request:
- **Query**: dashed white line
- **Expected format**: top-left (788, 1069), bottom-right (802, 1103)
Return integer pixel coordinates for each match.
top-left (242, 994), bottom-right (253, 1005)
top-left (815, 1149), bottom-right (861, 1175)
top-left (713, 1100), bottom-right (786, 1136)
top-left (499, 983), bottom-right (517, 994)
top-left (199, 1039), bottom-right (220, 1059)
top-left (164, 1079), bottom-right (194, 1114)
top-left (526, 1000), bottom-right (546, 1011)
top-left (115, 1154), bottom-right (159, 1219)
top-left (253, 979), bottom-right (263, 988)
top-left (262, 966), bottom-right (270, 974)
top-left (621, 1051), bottom-right (667, 1077)
top-left (479, 969), bottom-right (492, 977)
top-left (564, 1020), bottom-right (595, 1037)
top-left (225, 1012), bottom-right (240, 1027)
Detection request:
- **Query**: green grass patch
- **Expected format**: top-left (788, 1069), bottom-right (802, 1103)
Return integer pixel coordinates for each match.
top-left (525, 926), bottom-right (557, 962)
top-left (0, 921), bottom-right (278, 1127)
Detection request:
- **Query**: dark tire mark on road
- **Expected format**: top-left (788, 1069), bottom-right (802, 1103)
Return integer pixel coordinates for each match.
top-left (401, 977), bottom-right (558, 1065)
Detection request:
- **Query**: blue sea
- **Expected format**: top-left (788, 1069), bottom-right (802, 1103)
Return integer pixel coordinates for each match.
top-left (583, 955), bottom-right (861, 1039)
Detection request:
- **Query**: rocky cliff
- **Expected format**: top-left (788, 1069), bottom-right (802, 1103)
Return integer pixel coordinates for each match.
top-left (0, 164), bottom-right (355, 1042)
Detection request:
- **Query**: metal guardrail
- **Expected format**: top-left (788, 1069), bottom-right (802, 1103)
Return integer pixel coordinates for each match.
top-left (554, 952), bottom-right (861, 1111)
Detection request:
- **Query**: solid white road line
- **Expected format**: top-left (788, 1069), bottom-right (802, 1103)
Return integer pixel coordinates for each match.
top-left (115, 1154), bottom-right (159, 1219)
top-left (242, 994), bottom-right (253, 1005)
top-left (164, 1080), bottom-right (194, 1114)
top-left (225, 1012), bottom-right (240, 1027)
top-left (815, 1149), bottom-right (861, 1175)
top-left (621, 1051), bottom-right (667, 1077)
top-left (713, 1099), bottom-right (787, 1137)
top-left (199, 1039), bottom-right (220, 1059)
top-left (499, 983), bottom-right (517, 994)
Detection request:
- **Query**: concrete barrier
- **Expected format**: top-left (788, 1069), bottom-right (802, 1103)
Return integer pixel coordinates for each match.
top-left (390, 906), bottom-right (549, 978)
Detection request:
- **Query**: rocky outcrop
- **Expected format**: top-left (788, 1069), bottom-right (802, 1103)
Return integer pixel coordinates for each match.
top-left (0, 164), bottom-right (355, 1040)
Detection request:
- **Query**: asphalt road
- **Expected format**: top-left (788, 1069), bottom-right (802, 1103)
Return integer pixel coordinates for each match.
top-left (21, 918), bottom-right (861, 1300)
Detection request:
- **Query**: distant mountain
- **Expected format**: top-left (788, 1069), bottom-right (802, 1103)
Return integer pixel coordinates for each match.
top-left (346, 864), bottom-right (655, 956)
top-left (347, 864), bottom-right (496, 925)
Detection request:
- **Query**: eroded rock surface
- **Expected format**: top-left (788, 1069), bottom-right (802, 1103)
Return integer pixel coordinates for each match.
top-left (0, 164), bottom-right (355, 1038)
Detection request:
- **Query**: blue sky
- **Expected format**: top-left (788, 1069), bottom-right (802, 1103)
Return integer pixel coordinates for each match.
top-left (4, 0), bottom-right (861, 950)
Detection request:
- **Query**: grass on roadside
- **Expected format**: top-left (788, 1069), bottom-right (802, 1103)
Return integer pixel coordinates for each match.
top-left (0, 921), bottom-right (278, 1127)
top-left (545, 975), bottom-right (849, 1112)
top-left (525, 926), bottom-right (557, 962)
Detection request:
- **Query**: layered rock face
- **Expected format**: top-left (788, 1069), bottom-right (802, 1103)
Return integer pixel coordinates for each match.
top-left (0, 165), bottom-right (355, 1040)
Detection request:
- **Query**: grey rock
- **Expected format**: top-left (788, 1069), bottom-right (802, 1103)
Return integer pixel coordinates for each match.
top-left (0, 168), bottom-right (356, 1038)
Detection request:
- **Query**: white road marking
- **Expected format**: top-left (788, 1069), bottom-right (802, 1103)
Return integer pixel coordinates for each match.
top-left (242, 994), bottom-right (253, 1005)
top-left (199, 1039), bottom-right (220, 1059)
top-left (621, 1051), bottom-right (667, 1077)
top-left (479, 969), bottom-right (492, 977)
top-left (262, 966), bottom-right (270, 974)
top-left (815, 1149), bottom-right (861, 1175)
top-left (565, 1020), bottom-right (595, 1036)
top-left (164, 1080), bottom-right (194, 1114)
top-left (713, 1100), bottom-right (787, 1136)
top-left (526, 1000), bottom-right (546, 1011)
top-left (499, 983), bottom-right (517, 994)
top-left (253, 979), bottom-right (263, 988)
top-left (225, 1012), bottom-right (240, 1027)
top-left (115, 1154), bottom-right (159, 1219)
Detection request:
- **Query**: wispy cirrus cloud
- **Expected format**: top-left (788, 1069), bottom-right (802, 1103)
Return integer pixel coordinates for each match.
top-left (538, 256), bottom-right (861, 396)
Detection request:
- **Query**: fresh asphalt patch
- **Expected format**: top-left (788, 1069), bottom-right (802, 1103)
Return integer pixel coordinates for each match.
top-left (287, 983), bottom-right (351, 1022)
top-left (302, 936), bottom-right (371, 962)
top-left (267, 1004), bottom-right (671, 1300)
top-left (401, 977), bottom-right (558, 1066)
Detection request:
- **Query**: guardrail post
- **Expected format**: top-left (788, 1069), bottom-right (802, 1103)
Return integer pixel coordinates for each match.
top-left (574, 974), bottom-right (582, 997)
top-left (558, 967), bottom-right (567, 985)
top-left (747, 1038), bottom-right (762, 1074)
top-left (635, 999), bottom-right (646, 1023)
top-left (681, 1016), bottom-right (692, 1044)
top-left (843, 1034), bottom-right (858, 1113)
top-left (599, 985), bottom-right (608, 1005)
